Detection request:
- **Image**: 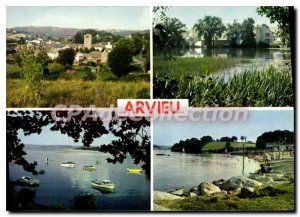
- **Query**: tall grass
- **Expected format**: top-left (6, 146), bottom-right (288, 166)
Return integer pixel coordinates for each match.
top-left (154, 56), bottom-right (240, 78)
top-left (7, 79), bottom-right (150, 107)
top-left (154, 66), bottom-right (293, 107)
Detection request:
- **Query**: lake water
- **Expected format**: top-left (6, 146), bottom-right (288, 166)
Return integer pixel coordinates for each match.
top-left (176, 48), bottom-right (291, 81)
top-left (154, 149), bottom-right (260, 192)
top-left (9, 145), bottom-right (150, 211)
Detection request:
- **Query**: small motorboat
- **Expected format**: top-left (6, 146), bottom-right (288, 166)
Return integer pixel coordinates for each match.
top-left (83, 166), bottom-right (96, 171)
top-left (127, 168), bottom-right (143, 174)
top-left (18, 176), bottom-right (40, 186)
top-left (91, 180), bottom-right (115, 192)
top-left (61, 162), bottom-right (75, 168)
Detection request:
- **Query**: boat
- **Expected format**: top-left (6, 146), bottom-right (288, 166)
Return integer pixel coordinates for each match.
top-left (61, 162), bottom-right (75, 168)
top-left (18, 176), bottom-right (40, 186)
top-left (91, 180), bottom-right (115, 192)
top-left (127, 168), bottom-right (143, 173)
top-left (83, 166), bottom-right (96, 171)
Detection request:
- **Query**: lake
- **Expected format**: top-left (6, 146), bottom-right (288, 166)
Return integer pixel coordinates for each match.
top-left (8, 145), bottom-right (150, 211)
top-left (175, 48), bottom-right (291, 81)
top-left (154, 149), bottom-right (260, 192)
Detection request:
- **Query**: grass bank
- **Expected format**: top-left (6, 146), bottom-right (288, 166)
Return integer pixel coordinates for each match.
top-left (7, 79), bottom-right (149, 107)
top-left (202, 142), bottom-right (255, 151)
top-left (154, 56), bottom-right (240, 78)
top-left (155, 183), bottom-right (294, 211)
top-left (154, 66), bottom-right (293, 107)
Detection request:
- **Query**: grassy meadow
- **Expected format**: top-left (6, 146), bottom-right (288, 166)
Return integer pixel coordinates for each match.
top-left (154, 64), bottom-right (293, 107)
top-left (154, 56), bottom-right (240, 78)
top-left (202, 141), bottom-right (255, 151)
top-left (6, 63), bottom-right (150, 107)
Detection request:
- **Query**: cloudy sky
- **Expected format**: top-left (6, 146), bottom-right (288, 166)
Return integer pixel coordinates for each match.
top-left (158, 6), bottom-right (274, 29)
top-left (154, 109), bottom-right (294, 146)
top-left (7, 6), bottom-right (150, 30)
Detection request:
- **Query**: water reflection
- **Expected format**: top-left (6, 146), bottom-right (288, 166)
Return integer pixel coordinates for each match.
top-left (173, 47), bottom-right (290, 60)
top-left (9, 146), bottom-right (150, 210)
top-left (154, 150), bottom-right (260, 192)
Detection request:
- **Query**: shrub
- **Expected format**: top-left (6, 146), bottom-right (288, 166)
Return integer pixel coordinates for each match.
top-left (108, 44), bottom-right (133, 77)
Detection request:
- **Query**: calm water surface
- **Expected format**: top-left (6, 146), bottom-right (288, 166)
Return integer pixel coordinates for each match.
top-left (176, 48), bottom-right (291, 81)
top-left (154, 149), bottom-right (260, 192)
top-left (9, 145), bottom-right (150, 210)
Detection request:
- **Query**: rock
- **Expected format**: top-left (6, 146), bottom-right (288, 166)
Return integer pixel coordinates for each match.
top-left (248, 174), bottom-right (274, 184)
top-left (190, 187), bottom-right (198, 192)
top-left (212, 190), bottom-right (227, 196)
top-left (268, 173), bottom-right (288, 181)
top-left (239, 187), bottom-right (255, 198)
top-left (198, 182), bottom-right (221, 195)
top-left (222, 176), bottom-right (262, 191)
top-left (213, 179), bottom-right (225, 187)
top-left (170, 189), bottom-right (189, 197)
top-left (190, 192), bottom-right (198, 197)
top-left (154, 191), bottom-right (184, 201)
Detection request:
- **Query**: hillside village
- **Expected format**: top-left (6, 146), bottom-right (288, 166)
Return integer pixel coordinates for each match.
top-left (6, 28), bottom-right (149, 69)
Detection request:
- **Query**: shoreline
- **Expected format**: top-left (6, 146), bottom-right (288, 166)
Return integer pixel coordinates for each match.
top-left (154, 155), bottom-right (294, 211)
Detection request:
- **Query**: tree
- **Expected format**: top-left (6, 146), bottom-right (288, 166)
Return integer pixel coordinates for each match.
top-left (240, 18), bottom-right (256, 47)
top-left (231, 136), bottom-right (238, 142)
top-left (108, 43), bottom-right (133, 77)
top-left (226, 20), bottom-right (241, 47)
top-left (225, 141), bottom-right (231, 151)
top-left (132, 36), bottom-right (143, 55)
top-left (257, 6), bottom-right (292, 46)
top-left (164, 18), bottom-right (187, 48)
top-left (57, 48), bottom-right (76, 66)
top-left (7, 110), bottom-right (150, 175)
top-left (153, 8), bottom-right (187, 59)
top-left (256, 130), bottom-right (294, 150)
top-left (193, 16), bottom-right (226, 48)
top-left (18, 46), bottom-right (44, 106)
top-left (36, 47), bottom-right (50, 75)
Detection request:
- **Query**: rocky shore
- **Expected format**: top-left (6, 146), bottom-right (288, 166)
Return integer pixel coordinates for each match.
top-left (154, 159), bottom-right (294, 211)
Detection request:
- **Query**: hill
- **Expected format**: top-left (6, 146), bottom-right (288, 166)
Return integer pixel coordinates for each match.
top-left (153, 145), bottom-right (171, 150)
top-left (9, 26), bottom-right (149, 38)
top-left (202, 141), bottom-right (256, 151)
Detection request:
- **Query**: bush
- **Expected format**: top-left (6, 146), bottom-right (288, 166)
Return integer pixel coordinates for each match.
top-left (257, 41), bottom-right (270, 48)
top-left (108, 44), bottom-right (133, 77)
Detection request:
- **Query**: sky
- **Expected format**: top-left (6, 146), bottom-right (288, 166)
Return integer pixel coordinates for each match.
top-left (160, 6), bottom-right (274, 29)
top-left (19, 120), bottom-right (150, 147)
top-left (6, 6), bottom-right (150, 30)
top-left (154, 110), bottom-right (294, 146)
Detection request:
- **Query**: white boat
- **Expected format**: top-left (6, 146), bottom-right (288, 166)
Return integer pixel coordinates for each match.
top-left (91, 180), bottom-right (115, 191)
top-left (61, 162), bottom-right (75, 167)
top-left (18, 176), bottom-right (40, 186)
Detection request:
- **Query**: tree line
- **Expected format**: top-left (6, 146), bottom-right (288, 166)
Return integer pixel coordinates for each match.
top-left (170, 130), bottom-right (294, 154)
top-left (153, 6), bottom-right (292, 56)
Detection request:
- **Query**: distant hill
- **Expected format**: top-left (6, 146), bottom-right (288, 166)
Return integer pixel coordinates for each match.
top-left (153, 145), bottom-right (171, 150)
top-left (9, 26), bottom-right (149, 38)
top-left (202, 141), bottom-right (255, 151)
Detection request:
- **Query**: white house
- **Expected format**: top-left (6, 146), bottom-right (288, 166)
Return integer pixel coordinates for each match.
top-left (105, 42), bottom-right (113, 49)
top-left (266, 142), bottom-right (294, 151)
top-left (75, 52), bottom-right (85, 63)
top-left (47, 50), bottom-right (59, 60)
top-left (255, 24), bottom-right (275, 45)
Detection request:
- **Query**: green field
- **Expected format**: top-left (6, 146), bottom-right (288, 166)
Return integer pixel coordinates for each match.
top-left (6, 63), bottom-right (150, 107)
top-left (202, 141), bottom-right (256, 151)
top-left (7, 79), bottom-right (149, 107)
top-left (154, 56), bottom-right (240, 78)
